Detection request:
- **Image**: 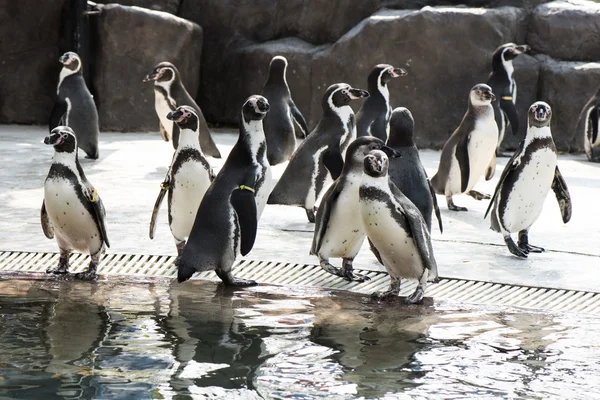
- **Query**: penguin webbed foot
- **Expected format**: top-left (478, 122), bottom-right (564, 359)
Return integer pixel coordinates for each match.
top-left (46, 264), bottom-right (69, 275)
top-left (518, 231), bottom-right (545, 253)
top-left (447, 198), bottom-right (468, 212)
top-left (216, 269), bottom-right (257, 287)
top-left (505, 236), bottom-right (528, 258)
top-left (467, 190), bottom-right (491, 201)
top-left (404, 285), bottom-right (425, 305)
top-left (341, 259), bottom-right (370, 282)
top-left (320, 260), bottom-right (346, 279)
top-left (371, 278), bottom-right (401, 301)
top-left (74, 263), bottom-right (98, 281)
top-left (305, 208), bottom-right (316, 223)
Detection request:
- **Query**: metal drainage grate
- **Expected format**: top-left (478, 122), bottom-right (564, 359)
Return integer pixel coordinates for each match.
top-left (1, 251), bottom-right (599, 315)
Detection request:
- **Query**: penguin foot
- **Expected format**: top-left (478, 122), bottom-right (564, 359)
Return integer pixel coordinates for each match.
top-left (320, 261), bottom-right (346, 279)
top-left (225, 277), bottom-right (258, 287)
top-left (467, 190), bottom-right (491, 200)
top-left (176, 241), bottom-right (186, 256)
top-left (371, 290), bottom-right (398, 301)
top-left (74, 270), bottom-right (98, 281)
top-left (46, 264), bottom-right (69, 275)
top-left (520, 243), bottom-right (545, 253)
top-left (447, 199), bottom-right (468, 212)
top-left (341, 260), bottom-right (370, 282)
top-left (505, 237), bottom-right (528, 258)
top-left (305, 208), bottom-right (316, 223)
top-left (404, 286), bottom-right (425, 305)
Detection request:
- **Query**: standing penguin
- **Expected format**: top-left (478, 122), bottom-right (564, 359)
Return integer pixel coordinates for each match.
top-left (176, 95), bottom-right (272, 285)
top-left (49, 52), bottom-right (100, 159)
top-left (430, 84), bottom-right (498, 211)
top-left (143, 62), bottom-right (221, 158)
top-left (262, 55), bottom-right (309, 165)
top-left (487, 43), bottom-right (529, 155)
top-left (310, 136), bottom-right (400, 282)
top-left (267, 83), bottom-right (369, 222)
top-left (485, 102), bottom-right (572, 258)
top-left (356, 64), bottom-right (407, 142)
top-left (577, 85), bottom-right (600, 162)
top-left (41, 126), bottom-right (110, 281)
top-left (387, 107), bottom-right (442, 233)
top-left (359, 150), bottom-right (439, 304)
top-left (149, 106), bottom-right (213, 255)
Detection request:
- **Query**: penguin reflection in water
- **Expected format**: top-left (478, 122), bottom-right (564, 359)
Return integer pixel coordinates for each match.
top-left (359, 151), bottom-right (439, 304)
top-left (431, 84), bottom-right (498, 211)
top-left (41, 127), bottom-right (110, 281)
top-left (485, 102), bottom-right (572, 258)
top-left (311, 136), bottom-right (401, 282)
top-left (176, 96), bottom-right (272, 286)
top-left (149, 106), bottom-right (213, 255)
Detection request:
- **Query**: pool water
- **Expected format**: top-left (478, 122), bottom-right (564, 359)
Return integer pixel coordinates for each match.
top-left (0, 278), bottom-right (599, 400)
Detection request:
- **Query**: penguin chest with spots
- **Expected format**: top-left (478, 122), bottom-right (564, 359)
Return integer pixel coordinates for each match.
top-left (155, 92), bottom-right (175, 139)
top-left (44, 178), bottom-right (101, 254)
top-left (253, 160), bottom-right (272, 219)
top-left (500, 148), bottom-right (557, 232)
top-left (465, 117), bottom-right (498, 190)
top-left (319, 179), bottom-right (365, 258)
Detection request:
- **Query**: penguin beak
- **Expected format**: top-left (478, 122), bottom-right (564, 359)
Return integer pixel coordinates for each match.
top-left (348, 88), bottom-right (369, 100)
top-left (391, 67), bottom-right (408, 78)
top-left (44, 132), bottom-right (62, 146)
top-left (143, 70), bottom-right (159, 83)
top-left (59, 54), bottom-right (69, 64)
top-left (484, 91), bottom-right (496, 102)
top-left (535, 107), bottom-right (547, 121)
top-left (515, 44), bottom-right (530, 54)
top-left (382, 145), bottom-right (401, 158)
top-left (256, 99), bottom-right (270, 114)
top-left (167, 110), bottom-right (185, 122)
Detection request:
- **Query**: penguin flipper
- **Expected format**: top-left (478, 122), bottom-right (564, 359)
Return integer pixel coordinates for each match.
top-left (149, 176), bottom-right (170, 240)
top-left (40, 200), bottom-right (54, 239)
top-left (290, 100), bottom-right (309, 138)
top-left (427, 178), bottom-right (443, 234)
top-left (501, 100), bottom-right (519, 135)
top-left (323, 147), bottom-right (344, 180)
top-left (455, 134), bottom-right (471, 193)
top-left (587, 106), bottom-right (599, 147)
top-left (159, 121), bottom-right (170, 142)
top-left (310, 180), bottom-right (341, 255)
top-left (370, 115), bottom-right (388, 142)
top-left (49, 99), bottom-right (67, 131)
top-left (231, 186), bottom-right (258, 256)
top-left (551, 166), bottom-right (572, 224)
top-left (368, 238), bottom-right (384, 265)
top-left (86, 188), bottom-right (110, 249)
top-left (484, 143), bottom-right (523, 218)
top-left (485, 152), bottom-right (497, 181)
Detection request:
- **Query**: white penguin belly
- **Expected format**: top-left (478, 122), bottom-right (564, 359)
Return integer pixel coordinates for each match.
top-left (501, 148), bottom-right (557, 233)
top-left (319, 182), bottom-right (365, 258)
top-left (360, 199), bottom-right (424, 280)
top-left (44, 180), bottom-right (102, 254)
top-left (445, 150), bottom-right (462, 196)
top-left (255, 164), bottom-right (272, 219)
top-left (305, 146), bottom-right (329, 209)
top-left (466, 118), bottom-right (498, 191)
top-left (170, 161), bottom-right (212, 242)
top-left (155, 95), bottom-right (174, 140)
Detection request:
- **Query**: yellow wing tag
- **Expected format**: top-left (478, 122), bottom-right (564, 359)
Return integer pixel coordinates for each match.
top-left (90, 189), bottom-right (98, 203)
top-left (239, 185), bottom-right (255, 193)
top-left (501, 96), bottom-right (513, 101)
top-left (160, 182), bottom-right (169, 190)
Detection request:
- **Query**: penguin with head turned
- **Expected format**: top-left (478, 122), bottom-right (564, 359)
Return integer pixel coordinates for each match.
top-left (143, 62), bottom-right (221, 158)
top-left (49, 52), bottom-right (100, 159)
top-left (176, 95), bottom-right (272, 286)
top-left (41, 126), bottom-right (110, 281)
top-left (261, 55), bottom-right (309, 165)
top-left (487, 43), bottom-right (529, 156)
top-left (577, 84), bottom-right (600, 162)
top-left (267, 83), bottom-right (369, 222)
top-left (356, 64), bottom-right (407, 142)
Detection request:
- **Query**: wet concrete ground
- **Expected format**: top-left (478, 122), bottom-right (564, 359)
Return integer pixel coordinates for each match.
top-left (1, 125), bottom-right (599, 292)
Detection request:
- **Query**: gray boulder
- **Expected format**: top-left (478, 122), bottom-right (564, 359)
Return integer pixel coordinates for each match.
top-left (528, 0), bottom-right (600, 62)
top-left (93, 4), bottom-right (202, 131)
top-left (0, 0), bottom-right (66, 124)
top-left (95, 0), bottom-right (181, 14)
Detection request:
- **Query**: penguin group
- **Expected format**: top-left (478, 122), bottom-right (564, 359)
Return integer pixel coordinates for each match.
top-left (40, 44), bottom-right (575, 304)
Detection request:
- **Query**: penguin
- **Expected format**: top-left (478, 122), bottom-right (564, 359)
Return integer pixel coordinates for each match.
top-left (387, 107), bottom-right (443, 233)
top-left (486, 43), bottom-right (529, 156)
top-left (261, 55), bottom-right (309, 165)
top-left (41, 126), bottom-right (110, 281)
top-left (267, 83), bottom-right (369, 222)
top-left (143, 62), bottom-right (221, 158)
top-left (310, 136), bottom-right (401, 282)
top-left (149, 106), bottom-right (214, 255)
top-left (485, 102), bottom-right (572, 258)
top-left (176, 95), bottom-right (272, 285)
top-left (577, 84), bottom-right (600, 162)
top-left (430, 84), bottom-right (498, 211)
top-left (359, 150), bottom-right (439, 304)
top-left (49, 52), bottom-right (100, 159)
top-left (356, 64), bottom-right (407, 142)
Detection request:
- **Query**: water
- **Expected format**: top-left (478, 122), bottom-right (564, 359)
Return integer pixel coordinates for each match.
top-left (0, 279), bottom-right (599, 400)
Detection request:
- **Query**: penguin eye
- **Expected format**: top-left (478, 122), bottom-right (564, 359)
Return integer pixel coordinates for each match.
top-left (61, 134), bottom-right (68, 139)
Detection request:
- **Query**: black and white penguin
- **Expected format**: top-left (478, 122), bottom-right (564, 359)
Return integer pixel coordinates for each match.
top-left (356, 64), bottom-right (407, 142)
top-left (430, 84), bottom-right (498, 211)
top-left (149, 106), bottom-right (213, 255)
top-left (310, 136), bottom-right (400, 282)
top-left (359, 150), bottom-right (439, 304)
top-left (262, 55), bottom-right (309, 165)
top-left (487, 43), bottom-right (529, 155)
top-left (41, 126), bottom-right (110, 280)
top-left (176, 95), bottom-right (272, 285)
top-left (485, 102), bottom-right (572, 258)
top-left (49, 52), bottom-right (100, 159)
top-left (267, 83), bottom-right (369, 222)
top-left (387, 107), bottom-right (443, 233)
top-left (577, 85), bottom-right (600, 162)
top-left (143, 62), bottom-right (221, 158)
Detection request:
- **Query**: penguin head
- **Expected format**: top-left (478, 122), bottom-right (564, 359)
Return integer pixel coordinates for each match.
top-left (44, 126), bottom-right (77, 153)
top-left (469, 84), bottom-right (496, 107)
top-left (267, 56), bottom-right (288, 82)
top-left (363, 150), bottom-right (389, 178)
top-left (387, 107), bottom-right (415, 147)
top-left (59, 52), bottom-right (81, 73)
top-left (528, 101), bottom-right (552, 127)
top-left (242, 95), bottom-right (270, 123)
top-left (370, 64), bottom-right (408, 89)
top-left (324, 83), bottom-right (369, 111)
top-left (167, 105), bottom-right (199, 131)
top-left (143, 62), bottom-right (178, 84)
top-left (494, 43), bottom-right (530, 64)
top-left (345, 136), bottom-right (401, 170)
